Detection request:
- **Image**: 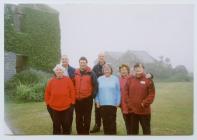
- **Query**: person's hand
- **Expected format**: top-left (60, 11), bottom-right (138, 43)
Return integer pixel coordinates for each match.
top-left (145, 73), bottom-right (152, 79)
top-left (96, 103), bottom-right (100, 108)
top-left (141, 102), bottom-right (145, 108)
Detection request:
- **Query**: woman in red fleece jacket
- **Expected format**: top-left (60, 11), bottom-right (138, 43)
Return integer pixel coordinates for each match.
top-left (124, 63), bottom-right (155, 135)
top-left (119, 64), bottom-right (154, 135)
top-left (45, 64), bottom-right (75, 135)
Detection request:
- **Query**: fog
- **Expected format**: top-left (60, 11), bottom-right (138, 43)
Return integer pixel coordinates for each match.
top-left (50, 4), bottom-right (193, 72)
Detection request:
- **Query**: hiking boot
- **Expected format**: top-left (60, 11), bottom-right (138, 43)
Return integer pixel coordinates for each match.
top-left (90, 125), bottom-right (100, 133)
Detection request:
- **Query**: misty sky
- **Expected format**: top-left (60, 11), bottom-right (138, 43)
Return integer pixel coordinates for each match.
top-left (49, 4), bottom-right (193, 72)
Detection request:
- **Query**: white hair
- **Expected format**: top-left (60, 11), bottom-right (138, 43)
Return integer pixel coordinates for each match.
top-left (60, 54), bottom-right (69, 63)
top-left (53, 64), bottom-right (65, 72)
top-left (61, 54), bottom-right (68, 59)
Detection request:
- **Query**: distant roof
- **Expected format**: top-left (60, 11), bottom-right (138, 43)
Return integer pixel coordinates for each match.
top-left (106, 50), bottom-right (157, 63)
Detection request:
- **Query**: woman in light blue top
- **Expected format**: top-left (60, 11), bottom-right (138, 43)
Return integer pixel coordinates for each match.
top-left (95, 63), bottom-right (120, 135)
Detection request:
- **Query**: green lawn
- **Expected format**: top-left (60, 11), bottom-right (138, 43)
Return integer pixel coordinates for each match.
top-left (4, 82), bottom-right (193, 135)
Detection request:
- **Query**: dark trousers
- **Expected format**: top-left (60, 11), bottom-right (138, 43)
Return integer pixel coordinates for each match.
top-left (100, 106), bottom-right (117, 135)
top-left (128, 113), bottom-right (151, 135)
top-left (94, 103), bottom-right (102, 127)
top-left (47, 105), bottom-right (55, 131)
top-left (48, 106), bottom-right (74, 135)
top-left (75, 96), bottom-right (93, 135)
top-left (122, 113), bottom-right (131, 135)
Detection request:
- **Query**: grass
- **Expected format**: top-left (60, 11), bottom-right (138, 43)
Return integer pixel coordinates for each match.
top-left (4, 82), bottom-right (193, 135)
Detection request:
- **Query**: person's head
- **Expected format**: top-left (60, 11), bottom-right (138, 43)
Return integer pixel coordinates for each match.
top-left (61, 55), bottom-right (69, 67)
top-left (119, 64), bottom-right (130, 77)
top-left (134, 63), bottom-right (144, 77)
top-left (53, 64), bottom-right (65, 78)
top-left (103, 63), bottom-right (113, 77)
top-left (79, 56), bottom-right (88, 71)
top-left (98, 52), bottom-right (105, 65)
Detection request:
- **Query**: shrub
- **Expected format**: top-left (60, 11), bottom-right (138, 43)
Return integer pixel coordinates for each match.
top-left (16, 82), bottom-right (32, 101)
top-left (5, 68), bottom-right (52, 102)
top-left (29, 82), bottom-right (46, 102)
top-left (16, 82), bottom-right (46, 102)
top-left (167, 73), bottom-right (192, 82)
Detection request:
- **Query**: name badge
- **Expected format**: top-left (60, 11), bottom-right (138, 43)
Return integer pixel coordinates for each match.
top-left (140, 81), bottom-right (146, 84)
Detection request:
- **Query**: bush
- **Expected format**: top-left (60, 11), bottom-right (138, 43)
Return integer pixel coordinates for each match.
top-left (16, 81), bottom-right (46, 102)
top-left (167, 73), bottom-right (192, 82)
top-left (16, 82), bottom-right (32, 101)
top-left (29, 82), bottom-right (46, 101)
top-left (5, 68), bottom-right (52, 102)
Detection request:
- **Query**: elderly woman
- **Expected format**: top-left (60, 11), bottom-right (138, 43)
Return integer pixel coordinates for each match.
top-left (44, 64), bottom-right (75, 135)
top-left (95, 64), bottom-right (120, 135)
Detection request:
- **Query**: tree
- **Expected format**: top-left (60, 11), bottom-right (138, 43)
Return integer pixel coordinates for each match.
top-left (165, 57), bottom-right (170, 64)
top-left (173, 65), bottom-right (188, 75)
top-left (159, 56), bottom-right (164, 63)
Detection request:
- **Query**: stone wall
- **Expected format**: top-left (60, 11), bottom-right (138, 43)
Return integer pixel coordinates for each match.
top-left (4, 51), bottom-right (16, 81)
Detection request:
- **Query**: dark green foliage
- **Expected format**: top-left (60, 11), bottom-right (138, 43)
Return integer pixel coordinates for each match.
top-left (5, 69), bottom-right (52, 102)
top-left (16, 82), bottom-right (46, 102)
top-left (4, 4), bottom-right (61, 71)
top-left (144, 62), bottom-right (192, 82)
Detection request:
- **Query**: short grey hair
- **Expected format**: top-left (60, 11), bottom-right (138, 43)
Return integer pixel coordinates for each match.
top-left (53, 64), bottom-right (65, 72)
top-left (61, 54), bottom-right (69, 59)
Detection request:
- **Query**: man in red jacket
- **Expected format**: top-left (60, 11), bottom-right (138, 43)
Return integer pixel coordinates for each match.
top-left (74, 56), bottom-right (98, 135)
top-left (124, 63), bottom-right (155, 135)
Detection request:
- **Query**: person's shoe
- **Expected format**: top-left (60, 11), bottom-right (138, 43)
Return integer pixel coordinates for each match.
top-left (90, 125), bottom-right (100, 133)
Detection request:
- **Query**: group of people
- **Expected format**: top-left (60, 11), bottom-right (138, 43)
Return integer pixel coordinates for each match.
top-left (44, 52), bottom-right (156, 135)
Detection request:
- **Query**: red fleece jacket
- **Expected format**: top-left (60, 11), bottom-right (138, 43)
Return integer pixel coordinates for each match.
top-left (45, 76), bottom-right (75, 111)
top-left (74, 66), bottom-right (93, 100)
top-left (124, 74), bottom-right (155, 115)
top-left (119, 75), bottom-right (129, 114)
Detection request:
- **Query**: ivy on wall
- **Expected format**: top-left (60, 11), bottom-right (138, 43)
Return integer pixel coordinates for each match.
top-left (5, 4), bottom-right (61, 72)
